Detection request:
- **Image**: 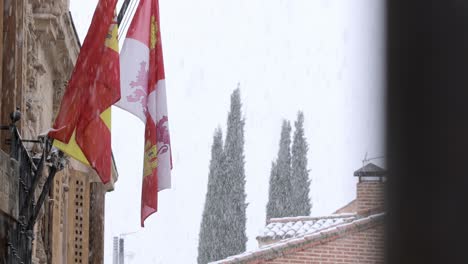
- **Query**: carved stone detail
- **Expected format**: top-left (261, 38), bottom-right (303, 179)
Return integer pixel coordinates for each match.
top-left (31, 0), bottom-right (66, 16)
top-left (20, 1), bottom-right (84, 263)
top-left (1, 1), bottom-right (110, 263)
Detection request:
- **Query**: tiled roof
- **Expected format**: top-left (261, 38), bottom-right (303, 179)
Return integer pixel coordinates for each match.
top-left (257, 213), bottom-right (357, 242)
top-left (333, 199), bottom-right (357, 214)
top-left (210, 213), bottom-right (385, 264)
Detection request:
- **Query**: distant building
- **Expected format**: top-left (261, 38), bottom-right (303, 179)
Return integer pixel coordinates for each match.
top-left (0, 1), bottom-right (118, 263)
top-left (212, 163), bottom-right (385, 264)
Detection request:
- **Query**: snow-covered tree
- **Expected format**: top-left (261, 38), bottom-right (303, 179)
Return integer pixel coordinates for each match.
top-left (222, 87), bottom-right (248, 258)
top-left (266, 120), bottom-right (294, 220)
top-left (197, 128), bottom-right (225, 264)
top-left (266, 161), bottom-right (280, 220)
top-left (197, 88), bottom-right (247, 263)
top-left (291, 111), bottom-right (311, 216)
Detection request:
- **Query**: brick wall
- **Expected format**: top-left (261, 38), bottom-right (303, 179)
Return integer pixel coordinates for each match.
top-left (261, 223), bottom-right (384, 264)
top-left (357, 181), bottom-right (384, 214)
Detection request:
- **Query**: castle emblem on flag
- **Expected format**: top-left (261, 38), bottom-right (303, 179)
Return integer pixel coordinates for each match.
top-left (144, 140), bottom-right (158, 177)
top-left (105, 15), bottom-right (119, 52)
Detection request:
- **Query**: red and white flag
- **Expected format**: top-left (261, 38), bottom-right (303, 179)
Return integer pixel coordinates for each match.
top-left (116, 0), bottom-right (172, 226)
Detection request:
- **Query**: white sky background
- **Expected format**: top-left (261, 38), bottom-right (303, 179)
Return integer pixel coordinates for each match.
top-left (70, 0), bottom-right (385, 263)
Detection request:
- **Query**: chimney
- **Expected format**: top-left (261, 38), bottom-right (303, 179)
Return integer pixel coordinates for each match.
top-left (113, 236), bottom-right (119, 264)
top-left (354, 163), bottom-right (386, 215)
top-left (119, 238), bottom-right (125, 264)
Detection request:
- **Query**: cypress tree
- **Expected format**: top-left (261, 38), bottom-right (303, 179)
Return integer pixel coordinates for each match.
top-left (266, 120), bottom-right (294, 220)
top-left (197, 128), bottom-right (225, 264)
top-left (222, 88), bottom-right (247, 258)
top-left (291, 111), bottom-right (311, 216)
top-left (266, 161), bottom-right (280, 220)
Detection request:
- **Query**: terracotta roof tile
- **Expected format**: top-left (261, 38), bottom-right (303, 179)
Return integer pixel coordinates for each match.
top-left (258, 213), bottom-right (357, 241)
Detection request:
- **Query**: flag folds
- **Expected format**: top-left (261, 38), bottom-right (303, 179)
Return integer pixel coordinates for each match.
top-left (116, 0), bottom-right (172, 226)
top-left (49, 0), bottom-right (120, 184)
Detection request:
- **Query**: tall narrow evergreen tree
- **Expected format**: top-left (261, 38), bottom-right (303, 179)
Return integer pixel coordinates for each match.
top-left (222, 87), bottom-right (247, 258)
top-left (266, 161), bottom-right (280, 220)
top-left (291, 111), bottom-right (311, 216)
top-left (197, 128), bottom-right (225, 264)
top-left (266, 120), bottom-right (294, 220)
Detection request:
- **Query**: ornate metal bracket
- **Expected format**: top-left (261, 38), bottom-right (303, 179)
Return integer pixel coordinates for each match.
top-left (4, 109), bottom-right (66, 264)
top-left (26, 144), bottom-right (65, 231)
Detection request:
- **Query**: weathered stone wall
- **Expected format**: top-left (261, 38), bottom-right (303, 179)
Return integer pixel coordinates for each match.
top-left (1, 0), bottom-right (26, 152)
top-left (89, 182), bottom-right (106, 264)
top-left (1, 0), bottom-right (78, 154)
top-left (0, 148), bottom-right (19, 219)
top-left (0, 0), bottom-right (4, 108)
top-left (23, 0), bottom-right (79, 155)
top-left (0, 148), bottom-right (19, 263)
top-left (0, 0), bottom-right (117, 263)
top-left (66, 169), bottom-right (91, 264)
top-left (0, 211), bottom-right (17, 264)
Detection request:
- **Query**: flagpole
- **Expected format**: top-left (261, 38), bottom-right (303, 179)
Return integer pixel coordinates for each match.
top-left (117, 0), bottom-right (132, 25)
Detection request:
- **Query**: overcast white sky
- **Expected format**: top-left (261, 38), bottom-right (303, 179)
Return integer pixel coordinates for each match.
top-left (70, 0), bottom-right (384, 263)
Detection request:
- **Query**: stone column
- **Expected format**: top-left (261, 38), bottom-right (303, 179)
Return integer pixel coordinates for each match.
top-left (0, 0), bottom-right (4, 101)
top-left (50, 171), bottom-right (65, 264)
top-left (67, 170), bottom-right (90, 264)
top-left (1, 0), bottom-right (26, 151)
top-left (88, 182), bottom-right (106, 264)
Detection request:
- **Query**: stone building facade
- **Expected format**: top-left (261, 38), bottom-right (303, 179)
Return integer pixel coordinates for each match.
top-left (0, 0), bottom-right (118, 263)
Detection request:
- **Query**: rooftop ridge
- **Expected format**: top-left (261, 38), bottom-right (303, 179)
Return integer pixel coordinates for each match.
top-left (267, 212), bottom-right (357, 224)
top-left (210, 212), bottom-right (385, 264)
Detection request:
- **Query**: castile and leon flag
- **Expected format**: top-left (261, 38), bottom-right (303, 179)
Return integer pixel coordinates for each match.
top-left (116, 0), bottom-right (172, 226)
top-left (49, 0), bottom-right (120, 185)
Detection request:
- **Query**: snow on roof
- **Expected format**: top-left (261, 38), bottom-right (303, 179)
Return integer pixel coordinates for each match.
top-left (210, 212), bottom-right (385, 264)
top-left (354, 162), bottom-right (386, 177)
top-left (257, 213), bottom-right (357, 242)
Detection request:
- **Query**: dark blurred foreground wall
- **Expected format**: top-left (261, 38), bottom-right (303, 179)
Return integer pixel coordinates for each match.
top-left (386, 1), bottom-right (468, 263)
